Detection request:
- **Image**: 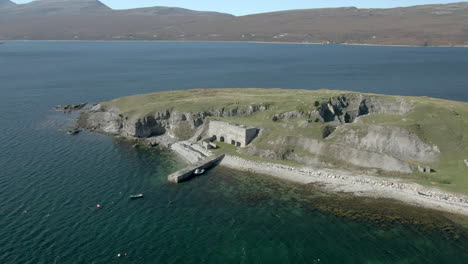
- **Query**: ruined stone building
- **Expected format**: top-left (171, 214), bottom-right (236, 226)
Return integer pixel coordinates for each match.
top-left (418, 165), bottom-right (433, 173)
top-left (208, 121), bottom-right (258, 147)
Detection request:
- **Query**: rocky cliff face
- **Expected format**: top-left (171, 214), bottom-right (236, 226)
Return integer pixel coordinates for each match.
top-left (317, 94), bottom-right (412, 124)
top-left (272, 94), bottom-right (412, 125)
top-left (244, 94), bottom-right (438, 173)
top-left (332, 125), bottom-right (440, 163)
top-left (78, 103), bottom-right (268, 140)
top-left (246, 133), bottom-right (422, 173)
top-left (247, 126), bottom-right (440, 173)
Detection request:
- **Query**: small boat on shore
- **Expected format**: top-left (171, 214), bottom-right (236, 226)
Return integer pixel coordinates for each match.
top-left (129, 194), bottom-right (144, 199)
top-left (194, 168), bottom-right (205, 175)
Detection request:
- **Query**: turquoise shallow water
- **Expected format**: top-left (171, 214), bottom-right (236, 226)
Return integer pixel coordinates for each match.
top-left (1, 41), bottom-right (468, 263)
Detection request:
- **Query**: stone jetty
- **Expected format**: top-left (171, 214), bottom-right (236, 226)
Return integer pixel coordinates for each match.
top-left (168, 154), bottom-right (225, 183)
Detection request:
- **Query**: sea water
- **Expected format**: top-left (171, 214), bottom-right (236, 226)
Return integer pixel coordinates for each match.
top-left (0, 41), bottom-right (467, 263)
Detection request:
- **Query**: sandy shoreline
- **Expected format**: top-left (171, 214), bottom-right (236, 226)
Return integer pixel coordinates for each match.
top-left (219, 155), bottom-right (468, 217)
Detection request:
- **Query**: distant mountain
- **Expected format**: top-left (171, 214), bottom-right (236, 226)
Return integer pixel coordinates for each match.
top-left (1, 1), bottom-right (468, 46)
top-left (0, 0), bottom-right (15, 8)
top-left (116, 6), bottom-right (233, 17)
top-left (0, 0), bottom-right (110, 16)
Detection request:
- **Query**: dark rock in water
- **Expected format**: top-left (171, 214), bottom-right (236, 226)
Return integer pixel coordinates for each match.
top-left (55, 103), bottom-right (87, 112)
top-left (67, 129), bottom-right (81, 135)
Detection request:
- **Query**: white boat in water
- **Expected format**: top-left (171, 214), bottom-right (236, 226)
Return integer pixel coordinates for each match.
top-left (129, 193), bottom-right (144, 199)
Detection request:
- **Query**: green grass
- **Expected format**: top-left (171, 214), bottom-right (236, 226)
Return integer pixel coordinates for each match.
top-left (102, 88), bottom-right (468, 195)
top-left (102, 88), bottom-right (360, 117)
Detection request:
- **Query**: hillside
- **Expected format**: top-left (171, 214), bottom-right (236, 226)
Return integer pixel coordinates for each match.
top-left (78, 88), bottom-right (468, 195)
top-left (0, 0), bottom-right (15, 8)
top-left (1, 0), bottom-right (110, 15)
top-left (1, 1), bottom-right (468, 45)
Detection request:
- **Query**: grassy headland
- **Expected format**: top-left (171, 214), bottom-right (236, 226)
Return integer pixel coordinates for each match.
top-left (99, 88), bottom-right (468, 194)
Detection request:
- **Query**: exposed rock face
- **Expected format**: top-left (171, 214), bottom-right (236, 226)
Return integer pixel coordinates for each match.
top-left (272, 110), bottom-right (304, 121)
top-left (272, 94), bottom-right (412, 125)
top-left (247, 120), bottom-right (440, 173)
top-left (78, 103), bottom-right (268, 140)
top-left (54, 103), bottom-right (87, 112)
top-left (331, 125), bottom-right (440, 163)
top-left (320, 102), bottom-right (339, 122)
top-left (78, 104), bottom-right (122, 134)
top-left (248, 135), bottom-right (417, 173)
top-left (322, 125), bottom-right (336, 139)
top-left (318, 94), bottom-right (412, 124)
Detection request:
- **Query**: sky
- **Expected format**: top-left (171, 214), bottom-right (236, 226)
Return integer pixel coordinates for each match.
top-left (12, 0), bottom-right (466, 15)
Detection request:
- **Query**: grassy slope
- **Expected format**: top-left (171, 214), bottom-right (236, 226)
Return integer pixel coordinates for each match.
top-left (102, 88), bottom-right (345, 116)
top-left (102, 88), bottom-right (468, 194)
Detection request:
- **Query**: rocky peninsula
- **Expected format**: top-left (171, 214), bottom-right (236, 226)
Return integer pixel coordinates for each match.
top-left (76, 88), bottom-right (468, 215)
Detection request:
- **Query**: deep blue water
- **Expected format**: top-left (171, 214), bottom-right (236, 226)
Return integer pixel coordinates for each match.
top-left (1, 41), bottom-right (468, 263)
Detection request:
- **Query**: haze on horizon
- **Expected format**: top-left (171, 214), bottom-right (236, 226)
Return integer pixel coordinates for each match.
top-left (11, 0), bottom-right (468, 15)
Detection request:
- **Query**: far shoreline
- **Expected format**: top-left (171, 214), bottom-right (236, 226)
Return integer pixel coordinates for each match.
top-left (3, 39), bottom-right (468, 48)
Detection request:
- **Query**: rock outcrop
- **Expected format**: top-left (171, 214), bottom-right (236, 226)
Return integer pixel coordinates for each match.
top-left (247, 134), bottom-right (420, 173)
top-left (246, 113), bottom-right (440, 173)
top-left (78, 103), bottom-right (269, 141)
top-left (272, 110), bottom-right (304, 121)
top-left (331, 125), bottom-right (440, 163)
top-left (54, 103), bottom-right (87, 112)
top-left (272, 94), bottom-right (412, 125)
top-left (319, 94), bottom-right (412, 124)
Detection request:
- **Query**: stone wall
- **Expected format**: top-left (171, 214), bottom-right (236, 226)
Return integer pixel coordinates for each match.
top-left (245, 127), bottom-right (258, 145)
top-left (208, 121), bottom-right (258, 147)
top-left (418, 165), bottom-right (433, 173)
